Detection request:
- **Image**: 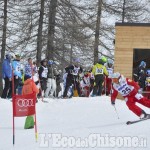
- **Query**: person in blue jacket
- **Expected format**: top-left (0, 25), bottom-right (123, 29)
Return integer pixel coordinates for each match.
top-left (1, 54), bottom-right (12, 99)
top-left (12, 54), bottom-right (22, 94)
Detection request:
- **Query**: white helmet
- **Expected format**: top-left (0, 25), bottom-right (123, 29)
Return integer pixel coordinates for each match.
top-left (109, 72), bottom-right (121, 79)
top-left (107, 59), bottom-right (114, 65)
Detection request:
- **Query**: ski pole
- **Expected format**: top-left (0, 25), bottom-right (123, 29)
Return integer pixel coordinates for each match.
top-left (113, 105), bottom-right (120, 119)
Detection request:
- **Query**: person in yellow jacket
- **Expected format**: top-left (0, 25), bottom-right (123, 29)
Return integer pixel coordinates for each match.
top-left (92, 56), bottom-right (108, 96)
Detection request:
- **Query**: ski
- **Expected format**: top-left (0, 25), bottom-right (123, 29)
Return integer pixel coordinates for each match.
top-left (126, 117), bottom-right (150, 125)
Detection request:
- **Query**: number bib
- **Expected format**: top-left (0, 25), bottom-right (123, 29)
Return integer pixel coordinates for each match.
top-left (15, 64), bottom-right (21, 73)
top-left (42, 67), bottom-right (48, 78)
top-left (84, 76), bottom-right (90, 86)
top-left (13, 62), bottom-right (21, 76)
top-left (95, 68), bottom-right (103, 75)
top-left (72, 67), bottom-right (80, 75)
top-left (114, 81), bottom-right (134, 97)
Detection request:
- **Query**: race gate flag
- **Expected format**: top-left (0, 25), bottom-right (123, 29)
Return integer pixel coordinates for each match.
top-left (12, 92), bottom-right (38, 145)
top-left (13, 92), bottom-right (36, 117)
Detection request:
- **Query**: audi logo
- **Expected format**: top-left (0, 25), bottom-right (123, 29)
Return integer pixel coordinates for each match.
top-left (17, 99), bottom-right (34, 107)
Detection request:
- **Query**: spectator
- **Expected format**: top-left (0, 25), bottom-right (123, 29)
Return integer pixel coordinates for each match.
top-left (88, 69), bottom-right (95, 92)
top-left (1, 54), bottom-right (12, 99)
top-left (137, 61), bottom-right (146, 90)
top-left (63, 72), bottom-right (73, 98)
top-left (45, 60), bottom-right (57, 98)
top-left (80, 70), bottom-right (91, 97)
top-left (92, 56), bottom-right (108, 96)
top-left (38, 59), bottom-right (48, 93)
top-left (22, 75), bottom-right (39, 129)
top-left (63, 58), bottom-right (83, 98)
top-left (55, 72), bottom-right (62, 98)
top-left (105, 59), bottom-right (114, 95)
top-left (24, 58), bottom-right (36, 81)
top-left (12, 54), bottom-right (22, 94)
top-left (18, 69), bottom-right (24, 95)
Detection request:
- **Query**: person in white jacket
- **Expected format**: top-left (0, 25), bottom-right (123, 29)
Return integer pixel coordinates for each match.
top-left (45, 60), bottom-right (57, 98)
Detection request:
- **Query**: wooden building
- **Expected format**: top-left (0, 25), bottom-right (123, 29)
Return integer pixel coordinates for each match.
top-left (114, 23), bottom-right (150, 79)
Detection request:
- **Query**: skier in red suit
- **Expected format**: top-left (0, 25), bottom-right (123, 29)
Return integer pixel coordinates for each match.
top-left (110, 72), bottom-right (150, 119)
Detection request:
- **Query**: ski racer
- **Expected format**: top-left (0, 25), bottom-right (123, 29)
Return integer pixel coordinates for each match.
top-left (110, 72), bottom-right (150, 119)
top-left (104, 59), bottom-right (114, 95)
top-left (80, 70), bottom-right (91, 97)
top-left (63, 58), bottom-right (82, 98)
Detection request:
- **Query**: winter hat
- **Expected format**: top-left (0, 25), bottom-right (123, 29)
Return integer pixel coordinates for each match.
top-left (6, 54), bottom-right (11, 60)
top-left (15, 54), bottom-right (21, 60)
top-left (15, 54), bottom-right (20, 58)
top-left (48, 60), bottom-right (54, 65)
top-left (24, 75), bottom-right (31, 80)
top-left (41, 59), bottom-right (47, 65)
top-left (107, 59), bottom-right (114, 65)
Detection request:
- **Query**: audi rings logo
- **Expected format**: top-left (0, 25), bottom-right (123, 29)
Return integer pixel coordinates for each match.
top-left (17, 99), bottom-right (34, 107)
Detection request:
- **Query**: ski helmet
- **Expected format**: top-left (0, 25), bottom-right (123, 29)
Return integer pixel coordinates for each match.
top-left (98, 56), bottom-right (107, 65)
top-left (107, 59), bottom-right (114, 65)
top-left (110, 72), bottom-right (121, 79)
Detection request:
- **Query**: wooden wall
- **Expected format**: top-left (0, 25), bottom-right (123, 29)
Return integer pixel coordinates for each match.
top-left (114, 23), bottom-right (150, 79)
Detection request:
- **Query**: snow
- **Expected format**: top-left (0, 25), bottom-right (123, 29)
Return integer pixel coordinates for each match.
top-left (0, 96), bottom-right (150, 150)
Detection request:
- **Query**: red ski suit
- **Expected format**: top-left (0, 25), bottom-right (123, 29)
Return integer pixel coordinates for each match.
top-left (111, 77), bottom-right (150, 117)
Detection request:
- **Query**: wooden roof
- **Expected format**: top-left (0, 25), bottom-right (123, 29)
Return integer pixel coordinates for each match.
top-left (115, 22), bottom-right (150, 27)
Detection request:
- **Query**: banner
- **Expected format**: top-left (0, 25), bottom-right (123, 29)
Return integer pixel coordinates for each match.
top-left (13, 93), bottom-right (36, 117)
top-left (12, 66), bottom-right (38, 145)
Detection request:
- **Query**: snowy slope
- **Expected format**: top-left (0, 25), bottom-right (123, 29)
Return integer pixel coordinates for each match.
top-left (0, 96), bottom-right (150, 150)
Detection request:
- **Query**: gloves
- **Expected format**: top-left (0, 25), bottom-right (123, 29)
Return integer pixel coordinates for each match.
top-left (111, 101), bottom-right (115, 106)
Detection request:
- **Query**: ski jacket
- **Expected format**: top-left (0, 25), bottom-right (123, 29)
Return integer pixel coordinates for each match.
top-left (47, 65), bottom-right (57, 79)
top-left (105, 64), bottom-right (114, 78)
top-left (38, 65), bottom-right (48, 79)
top-left (2, 58), bottom-right (12, 79)
top-left (92, 63), bottom-right (108, 76)
top-left (12, 59), bottom-right (22, 78)
top-left (24, 63), bottom-right (36, 77)
top-left (111, 76), bottom-right (140, 103)
top-left (22, 78), bottom-right (39, 95)
top-left (80, 75), bottom-right (91, 88)
top-left (65, 65), bottom-right (82, 76)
